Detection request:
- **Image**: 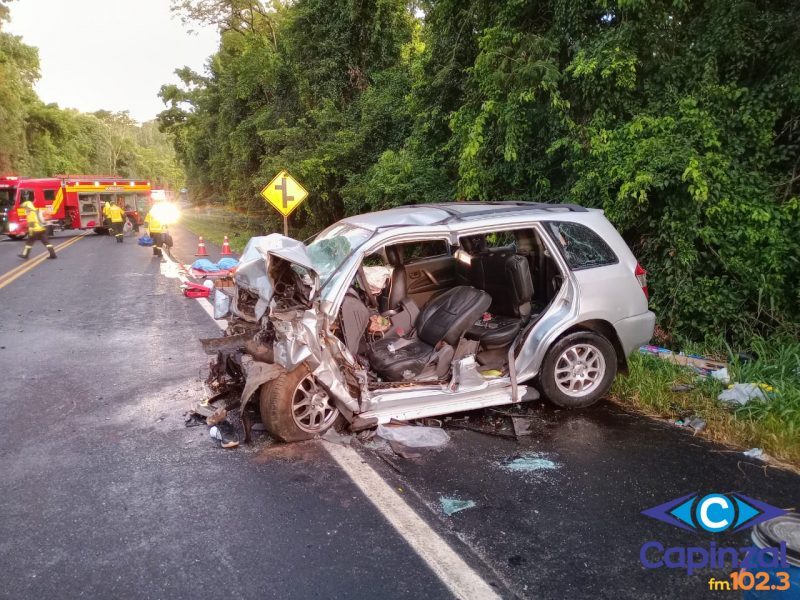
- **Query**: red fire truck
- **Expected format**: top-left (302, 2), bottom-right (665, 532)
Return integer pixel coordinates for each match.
top-left (5, 176), bottom-right (152, 239)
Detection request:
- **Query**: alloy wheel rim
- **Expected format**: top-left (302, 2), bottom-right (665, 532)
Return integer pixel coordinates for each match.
top-left (291, 374), bottom-right (339, 433)
top-left (554, 343), bottom-right (606, 398)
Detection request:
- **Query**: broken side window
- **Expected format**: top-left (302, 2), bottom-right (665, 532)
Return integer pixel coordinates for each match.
top-left (397, 239), bottom-right (450, 263)
top-left (545, 221), bottom-right (618, 270)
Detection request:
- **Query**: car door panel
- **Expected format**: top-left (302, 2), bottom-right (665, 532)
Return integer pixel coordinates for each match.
top-left (405, 255), bottom-right (456, 306)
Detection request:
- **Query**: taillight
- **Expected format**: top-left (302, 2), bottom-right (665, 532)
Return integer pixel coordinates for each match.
top-left (634, 262), bottom-right (649, 301)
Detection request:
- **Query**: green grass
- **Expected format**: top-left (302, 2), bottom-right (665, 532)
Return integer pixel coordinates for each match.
top-left (612, 337), bottom-right (800, 468)
top-left (180, 206), bottom-right (267, 253)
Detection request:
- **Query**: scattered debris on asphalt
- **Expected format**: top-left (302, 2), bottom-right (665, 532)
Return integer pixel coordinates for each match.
top-left (502, 453), bottom-right (558, 472)
top-left (321, 428), bottom-right (353, 446)
top-left (718, 383), bottom-right (772, 406)
top-left (376, 424), bottom-right (450, 448)
top-left (210, 422), bottom-right (240, 449)
top-left (184, 412), bottom-right (206, 427)
top-left (445, 415), bottom-right (516, 439)
top-left (439, 497), bottom-right (476, 516)
top-left (207, 407), bottom-right (228, 426)
top-left (511, 417), bottom-right (534, 437)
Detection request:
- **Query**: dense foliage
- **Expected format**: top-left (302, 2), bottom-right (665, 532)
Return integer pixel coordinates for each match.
top-left (0, 3), bottom-right (184, 188)
top-left (161, 0), bottom-right (799, 343)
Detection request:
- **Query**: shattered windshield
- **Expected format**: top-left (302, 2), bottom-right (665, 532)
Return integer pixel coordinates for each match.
top-left (306, 222), bottom-right (372, 281)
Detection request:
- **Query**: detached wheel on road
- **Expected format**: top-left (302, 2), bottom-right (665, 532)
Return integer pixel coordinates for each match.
top-left (539, 331), bottom-right (617, 409)
top-left (259, 364), bottom-right (340, 442)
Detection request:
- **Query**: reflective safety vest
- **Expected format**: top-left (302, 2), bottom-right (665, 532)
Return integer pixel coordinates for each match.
top-left (108, 204), bottom-right (125, 223)
top-left (103, 202), bottom-right (111, 218)
top-left (24, 204), bottom-right (46, 233)
top-left (144, 212), bottom-right (163, 233)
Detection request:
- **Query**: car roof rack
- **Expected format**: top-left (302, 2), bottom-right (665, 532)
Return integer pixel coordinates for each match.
top-left (396, 201), bottom-right (588, 224)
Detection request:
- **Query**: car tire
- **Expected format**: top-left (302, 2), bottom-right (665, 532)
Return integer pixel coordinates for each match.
top-left (539, 331), bottom-right (617, 409)
top-left (259, 364), bottom-right (340, 442)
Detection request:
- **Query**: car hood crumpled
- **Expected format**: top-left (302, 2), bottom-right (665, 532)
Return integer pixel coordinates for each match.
top-left (231, 234), bottom-right (319, 321)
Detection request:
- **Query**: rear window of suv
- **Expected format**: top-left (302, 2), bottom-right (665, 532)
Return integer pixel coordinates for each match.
top-left (546, 221), bottom-right (617, 270)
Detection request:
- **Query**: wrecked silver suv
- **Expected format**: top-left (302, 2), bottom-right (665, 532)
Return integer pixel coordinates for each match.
top-left (209, 202), bottom-right (655, 442)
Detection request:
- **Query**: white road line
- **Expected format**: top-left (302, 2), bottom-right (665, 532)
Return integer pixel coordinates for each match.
top-left (196, 296), bottom-right (229, 329)
top-left (163, 242), bottom-right (499, 599)
top-left (324, 443), bottom-right (501, 599)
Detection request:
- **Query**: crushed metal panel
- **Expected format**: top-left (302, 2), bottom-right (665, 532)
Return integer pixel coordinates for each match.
top-left (232, 234), bottom-right (286, 320)
top-left (239, 355), bottom-right (284, 414)
top-left (199, 333), bottom-right (251, 355)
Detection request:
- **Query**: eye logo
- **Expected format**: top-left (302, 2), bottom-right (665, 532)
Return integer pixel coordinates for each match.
top-left (642, 493), bottom-right (786, 533)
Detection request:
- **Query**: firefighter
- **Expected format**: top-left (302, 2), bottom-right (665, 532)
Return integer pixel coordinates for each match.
top-left (102, 200), bottom-right (112, 230)
top-left (107, 202), bottom-right (126, 243)
top-left (144, 208), bottom-right (165, 256)
top-left (18, 201), bottom-right (56, 260)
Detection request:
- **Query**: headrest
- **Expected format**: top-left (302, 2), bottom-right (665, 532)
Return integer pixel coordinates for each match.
top-left (514, 230), bottom-right (536, 253)
top-left (462, 235), bottom-right (488, 254)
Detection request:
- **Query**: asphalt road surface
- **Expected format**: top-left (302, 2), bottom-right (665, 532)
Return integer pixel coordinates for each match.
top-left (1, 226), bottom-right (797, 600)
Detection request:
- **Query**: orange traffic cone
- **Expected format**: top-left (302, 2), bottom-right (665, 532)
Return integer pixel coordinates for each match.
top-left (221, 235), bottom-right (232, 256)
top-left (195, 237), bottom-right (209, 257)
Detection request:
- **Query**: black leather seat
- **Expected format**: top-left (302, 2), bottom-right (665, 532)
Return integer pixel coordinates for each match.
top-left (381, 245), bottom-right (407, 312)
top-left (466, 253), bottom-right (533, 349)
top-left (368, 286), bottom-right (491, 381)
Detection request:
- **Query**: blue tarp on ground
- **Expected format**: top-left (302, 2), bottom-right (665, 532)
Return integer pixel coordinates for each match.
top-left (191, 258), bottom-right (221, 272)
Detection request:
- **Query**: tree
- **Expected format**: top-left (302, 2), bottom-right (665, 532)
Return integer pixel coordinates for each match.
top-left (160, 0), bottom-right (800, 343)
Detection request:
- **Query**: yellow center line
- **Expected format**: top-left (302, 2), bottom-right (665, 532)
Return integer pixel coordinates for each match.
top-left (0, 234), bottom-right (85, 284)
top-left (0, 234), bottom-right (87, 290)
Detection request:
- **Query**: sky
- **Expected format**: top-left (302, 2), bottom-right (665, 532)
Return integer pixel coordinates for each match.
top-left (6, 0), bottom-right (219, 122)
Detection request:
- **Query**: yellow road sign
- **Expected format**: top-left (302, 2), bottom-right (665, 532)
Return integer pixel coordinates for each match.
top-left (260, 170), bottom-right (308, 218)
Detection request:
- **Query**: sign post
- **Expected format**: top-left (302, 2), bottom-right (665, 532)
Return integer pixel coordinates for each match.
top-left (260, 170), bottom-right (309, 236)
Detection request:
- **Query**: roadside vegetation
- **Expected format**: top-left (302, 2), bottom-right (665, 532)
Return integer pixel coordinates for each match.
top-left (0, 3), bottom-right (184, 188)
top-left (180, 205), bottom-right (264, 252)
top-left (159, 0), bottom-right (800, 460)
top-left (613, 338), bottom-right (800, 467)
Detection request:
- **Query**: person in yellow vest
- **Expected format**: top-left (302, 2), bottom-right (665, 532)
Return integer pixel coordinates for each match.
top-left (144, 209), bottom-right (166, 256)
top-left (107, 202), bottom-right (126, 243)
top-left (102, 200), bottom-right (112, 229)
top-left (18, 201), bottom-right (57, 260)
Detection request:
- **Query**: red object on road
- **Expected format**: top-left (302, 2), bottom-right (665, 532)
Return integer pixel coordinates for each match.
top-left (221, 235), bottom-right (232, 256)
top-left (195, 236), bottom-right (209, 257)
top-left (183, 283), bottom-right (211, 298)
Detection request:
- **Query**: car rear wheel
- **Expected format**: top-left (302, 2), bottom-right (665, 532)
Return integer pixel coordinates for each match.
top-left (259, 364), bottom-right (340, 442)
top-left (539, 331), bottom-right (617, 409)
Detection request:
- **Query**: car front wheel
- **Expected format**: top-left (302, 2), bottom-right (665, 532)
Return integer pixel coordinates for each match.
top-left (539, 331), bottom-right (617, 409)
top-left (259, 364), bottom-right (340, 442)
